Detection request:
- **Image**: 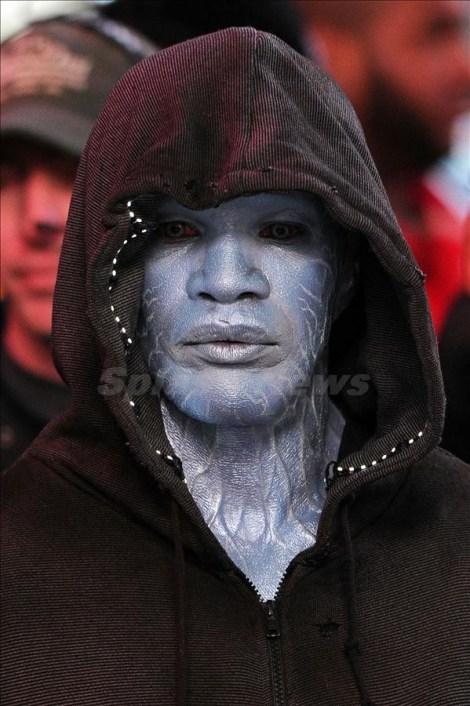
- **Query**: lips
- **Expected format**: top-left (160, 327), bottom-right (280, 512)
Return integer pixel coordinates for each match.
top-left (179, 323), bottom-right (278, 365)
top-left (181, 323), bottom-right (275, 345)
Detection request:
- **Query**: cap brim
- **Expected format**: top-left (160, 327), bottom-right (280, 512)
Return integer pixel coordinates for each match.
top-left (1, 99), bottom-right (94, 157)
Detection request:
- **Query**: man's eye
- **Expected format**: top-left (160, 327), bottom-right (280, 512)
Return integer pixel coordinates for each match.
top-left (259, 223), bottom-right (304, 241)
top-left (157, 222), bottom-right (199, 239)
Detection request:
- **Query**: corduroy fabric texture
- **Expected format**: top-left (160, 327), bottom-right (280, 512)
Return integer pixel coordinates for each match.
top-left (2, 28), bottom-right (470, 706)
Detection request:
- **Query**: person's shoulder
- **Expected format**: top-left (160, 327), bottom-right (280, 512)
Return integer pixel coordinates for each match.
top-left (2, 450), bottom-right (100, 541)
top-left (414, 445), bottom-right (470, 480)
top-left (407, 446), bottom-right (470, 524)
top-left (2, 453), bottom-right (66, 522)
top-left (3, 451), bottom-right (58, 492)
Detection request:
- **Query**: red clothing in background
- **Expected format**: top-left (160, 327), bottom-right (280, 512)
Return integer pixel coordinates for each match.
top-left (401, 180), bottom-right (464, 335)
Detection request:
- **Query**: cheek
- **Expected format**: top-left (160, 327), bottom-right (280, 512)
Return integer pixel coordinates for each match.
top-left (140, 255), bottom-right (189, 345)
top-left (273, 259), bottom-right (337, 342)
top-left (1, 187), bottom-right (22, 277)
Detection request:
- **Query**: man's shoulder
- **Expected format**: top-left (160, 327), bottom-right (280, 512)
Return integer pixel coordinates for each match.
top-left (3, 451), bottom-right (65, 494)
top-left (406, 445), bottom-right (470, 527)
top-left (2, 453), bottom-right (73, 527)
top-left (2, 451), bottom-right (111, 542)
top-left (412, 445), bottom-right (470, 483)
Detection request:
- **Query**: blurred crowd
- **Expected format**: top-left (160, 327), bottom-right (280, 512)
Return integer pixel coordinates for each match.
top-left (1, 0), bottom-right (469, 469)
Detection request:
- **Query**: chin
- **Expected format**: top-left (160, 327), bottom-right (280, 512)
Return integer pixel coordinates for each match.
top-left (165, 369), bottom-right (303, 427)
top-left (22, 298), bottom-right (53, 339)
top-left (176, 395), bottom-right (283, 426)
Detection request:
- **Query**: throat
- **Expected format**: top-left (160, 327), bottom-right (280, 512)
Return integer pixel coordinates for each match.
top-left (161, 395), bottom-right (343, 601)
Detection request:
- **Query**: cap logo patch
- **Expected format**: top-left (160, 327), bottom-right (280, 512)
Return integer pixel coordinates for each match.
top-left (1, 33), bottom-right (93, 102)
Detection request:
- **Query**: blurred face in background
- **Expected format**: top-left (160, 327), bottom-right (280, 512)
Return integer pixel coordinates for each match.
top-left (1, 139), bottom-right (77, 339)
top-left (366, 0), bottom-right (470, 165)
top-left (307, 0), bottom-right (470, 173)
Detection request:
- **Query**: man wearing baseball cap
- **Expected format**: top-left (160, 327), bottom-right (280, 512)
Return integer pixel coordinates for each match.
top-left (0, 4), bottom-right (308, 472)
top-left (0, 16), bottom-right (157, 469)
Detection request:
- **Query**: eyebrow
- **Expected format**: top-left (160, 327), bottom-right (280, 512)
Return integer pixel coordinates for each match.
top-left (263, 208), bottom-right (323, 221)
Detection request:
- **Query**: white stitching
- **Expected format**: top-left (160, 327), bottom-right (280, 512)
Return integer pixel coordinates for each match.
top-left (333, 429), bottom-right (425, 479)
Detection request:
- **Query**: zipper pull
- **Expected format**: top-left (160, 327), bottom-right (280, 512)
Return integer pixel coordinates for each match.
top-left (265, 600), bottom-right (281, 639)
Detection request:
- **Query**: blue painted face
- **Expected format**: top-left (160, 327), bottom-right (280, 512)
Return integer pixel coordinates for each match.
top-left (140, 192), bottom-right (341, 425)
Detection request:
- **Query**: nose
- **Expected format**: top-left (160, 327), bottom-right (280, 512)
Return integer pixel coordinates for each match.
top-left (22, 169), bottom-right (70, 251)
top-left (187, 235), bottom-right (270, 303)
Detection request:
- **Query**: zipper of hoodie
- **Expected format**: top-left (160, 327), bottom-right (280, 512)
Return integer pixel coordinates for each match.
top-left (264, 600), bottom-right (286, 706)
top-left (230, 537), bottom-right (331, 706)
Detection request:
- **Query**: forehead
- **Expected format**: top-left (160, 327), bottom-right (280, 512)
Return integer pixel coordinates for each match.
top-left (136, 191), bottom-right (327, 222)
top-left (371, 0), bottom-right (467, 37)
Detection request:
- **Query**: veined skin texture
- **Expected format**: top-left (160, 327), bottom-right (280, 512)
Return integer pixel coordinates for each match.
top-left (140, 192), bottom-right (346, 600)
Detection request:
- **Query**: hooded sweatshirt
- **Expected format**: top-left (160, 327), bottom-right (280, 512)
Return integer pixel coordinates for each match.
top-left (2, 28), bottom-right (469, 706)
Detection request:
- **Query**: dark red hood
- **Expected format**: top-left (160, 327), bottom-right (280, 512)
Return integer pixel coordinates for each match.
top-left (31, 27), bottom-right (444, 551)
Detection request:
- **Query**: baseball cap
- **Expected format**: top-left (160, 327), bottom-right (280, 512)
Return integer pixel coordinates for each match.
top-left (1, 16), bottom-right (157, 156)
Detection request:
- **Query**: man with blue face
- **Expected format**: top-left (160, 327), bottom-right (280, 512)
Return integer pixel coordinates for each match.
top-left (140, 191), bottom-right (351, 600)
top-left (5, 28), bottom-right (469, 706)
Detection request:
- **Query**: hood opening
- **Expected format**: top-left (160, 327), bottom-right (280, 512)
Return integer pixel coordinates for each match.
top-left (38, 26), bottom-right (443, 544)
top-left (90, 192), bottom-right (434, 498)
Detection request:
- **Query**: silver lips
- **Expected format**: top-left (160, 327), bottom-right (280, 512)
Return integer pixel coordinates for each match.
top-left (180, 323), bottom-right (277, 364)
top-left (180, 323), bottom-right (276, 345)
